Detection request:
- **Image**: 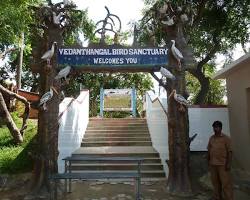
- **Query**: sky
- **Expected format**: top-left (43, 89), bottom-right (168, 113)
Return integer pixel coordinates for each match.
top-left (76, 0), bottom-right (144, 30)
top-left (73, 0), bottom-right (145, 46)
top-left (54, 0), bottom-right (144, 36)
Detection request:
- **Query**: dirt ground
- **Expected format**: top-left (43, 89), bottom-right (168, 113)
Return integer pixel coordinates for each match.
top-left (1, 153), bottom-right (250, 200)
top-left (0, 174), bottom-right (250, 200)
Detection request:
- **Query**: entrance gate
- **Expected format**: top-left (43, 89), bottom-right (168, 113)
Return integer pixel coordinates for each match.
top-left (33, 3), bottom-right (194, 195)
top-left (56, 8), bottom-right (169, 118)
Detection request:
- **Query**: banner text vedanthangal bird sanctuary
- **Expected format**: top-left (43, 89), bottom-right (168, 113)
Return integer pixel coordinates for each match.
top-left (57, 47), bottom-right (168, 67)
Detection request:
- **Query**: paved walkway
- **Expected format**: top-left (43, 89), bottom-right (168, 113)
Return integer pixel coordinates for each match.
top-left (1, 173), bottom-right (249, 200)
top-left (57, 179), bottom-right (250, 200)
top-left (60, 179), bottom-right (194, 200)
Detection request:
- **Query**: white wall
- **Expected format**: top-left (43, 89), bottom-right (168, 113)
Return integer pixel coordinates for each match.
top-left (57, 90), bottom-right (89, 173)
top-left (146, 93), bottom-right (169, 175)
top-left (189, 107), bottom-right (230, 151)
top-left (145, 92), bottom-right (230, 175)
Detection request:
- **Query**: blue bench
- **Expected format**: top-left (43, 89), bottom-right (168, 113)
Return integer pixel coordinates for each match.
top-left (50, 156), bottom-right (143, 200)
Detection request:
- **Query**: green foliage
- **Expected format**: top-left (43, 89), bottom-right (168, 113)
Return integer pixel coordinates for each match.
top-left (0, 0), bottom-right (41, 49)
top-left (140, 0), bottom-right (249, 103)
top-left (0, 0), bottom-right (42, 88)
top-left (63, 9), bottom-right (95, 46)
top-left (142, 0), bottom-right (250, 57)
top-left (0, 112), bottom-right (37, 173)
top-left (188, 1), bottom-right (250, 59)
top-left (0, 1), bottom-right (96, 92)
top-left (186, 64), bottom-right (226, 105)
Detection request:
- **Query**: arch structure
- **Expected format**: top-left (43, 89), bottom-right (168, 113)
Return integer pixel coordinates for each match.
top-left (57, 6), bottom-right (168, 73)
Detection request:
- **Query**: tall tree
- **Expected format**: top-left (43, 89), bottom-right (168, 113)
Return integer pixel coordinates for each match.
top-left (28, 1), bottom-right (95, 194)
top-left (139, 0), bottom-right (249, 195)
top-left (142, 0), bottom-right (249, 104)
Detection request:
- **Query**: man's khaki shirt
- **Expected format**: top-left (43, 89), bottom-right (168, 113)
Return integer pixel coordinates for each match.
top-left (207, 133), bottom-right (232, 166)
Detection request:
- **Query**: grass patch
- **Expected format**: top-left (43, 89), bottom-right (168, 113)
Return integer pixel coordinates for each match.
top-left (0, 112), bottom-right (37, 174)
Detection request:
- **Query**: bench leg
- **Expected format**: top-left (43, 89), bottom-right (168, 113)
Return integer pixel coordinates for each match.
top-left (49, 179), bottom-right (53, 200)
top-left (69, 161), bottom-right (72, 193)
top-left (65, 179), bottom-right (67, 193)
top-left (54, 179), bottom-right (58, 200)
top-left (135, 177), bottom-right (141, 200)
top-left (69, 178), bottom-right (72, 193)
top-left (64, 160), bottom-right (68, 193)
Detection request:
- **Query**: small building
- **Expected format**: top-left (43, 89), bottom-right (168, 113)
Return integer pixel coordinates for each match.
top-left (214, 52), bottom-right (250, 173)
top-left (17, 89), bottom-right (39, 119)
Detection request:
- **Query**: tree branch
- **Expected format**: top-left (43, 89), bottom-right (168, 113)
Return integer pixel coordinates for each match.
top-left (0, 84), bottom-right (30, 135)
top-left (188, 133), bottom-right (198, 146)
top-left (241, 41), bottom-right (248, 54)
top-left (197, 35), bottom-right (220, 71)
top-left (0, 47), bottom-right (18, 60)
top-left (192, 0), bottom-right (208, 27)
top-left (0, 92), bottom-right (23, 144)
top-left (150, 72), bottom-right (167, 90)
top-left (187, 67), bottom-right (210, 104)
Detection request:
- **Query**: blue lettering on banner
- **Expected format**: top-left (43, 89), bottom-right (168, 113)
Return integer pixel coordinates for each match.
top-left (57, 47), bottom-right (168, 67)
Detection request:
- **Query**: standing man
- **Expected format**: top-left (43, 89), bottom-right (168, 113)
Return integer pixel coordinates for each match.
top-left (207, 121), bottom-right (233, 200)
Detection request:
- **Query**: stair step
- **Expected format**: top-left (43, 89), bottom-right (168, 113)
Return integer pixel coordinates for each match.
top-left (85, 130), bottom-right (149, 133)
top-left (69, 170), bottom-right (166, 178)
top-left (89, 118), bottom-right (146, 121)
top-left (88, 121), bottom-right (147, 123)
top-left (72, 147), bottom-right (160, 158)
top-left (71, 117), bottom-right (166, 179)
top-left (83, 137), bottom-right (151, 142)
top-left (84, 134), bottom-right (150, 138)
top-left (68, 157), bottom-right (162, 164)
top-left (86, 127), bottom-right (149, 132)
top-left (70, 163), bottom-right (163, 171)
top-left (81, 141), bottom-right (152, 147)
top-left (88, 122), bottom-right (147, 126)
top-left (84, 132), bottom-right (150, 138)
top-left (72, 153), bottom-right (160, 158)
top-left (87, 127), bottom-right (149, 131)
top-left (88, 124), bottom-right (148, 127)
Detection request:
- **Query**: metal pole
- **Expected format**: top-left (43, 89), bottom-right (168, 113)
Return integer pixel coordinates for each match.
top-left (17, 32), bottom-right (24, 90)
top-left (100, 87), bottom-right (104, 117)
top-left (137, 161), bottom-right (141, 200)
top-left (132, 86), bottom-right (137, 117)
top-left (64, 160), bottom-right (68, 193)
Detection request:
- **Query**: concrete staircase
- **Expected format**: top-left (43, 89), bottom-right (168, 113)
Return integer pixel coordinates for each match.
top-left (71, 118), bottom-right (166, 179)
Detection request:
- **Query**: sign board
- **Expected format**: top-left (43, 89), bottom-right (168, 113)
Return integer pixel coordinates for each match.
top-left (57, 47), bottom-right (168, 69)
top-left (100, 88), bottom-right (137, 117)
top-left (104, 89), bottom-right (132, 111)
